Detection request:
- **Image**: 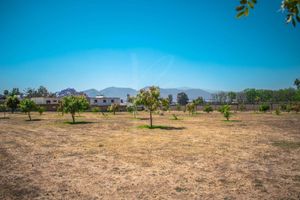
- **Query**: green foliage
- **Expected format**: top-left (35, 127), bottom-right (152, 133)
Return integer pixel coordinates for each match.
top-left (161, 98), bottom-right (170, 111)
top-left (37, 106), bottom-right (45, 115)
top-left (193, 97), bottom-right (204, 105)
top-left (236, 0), bottom-right (257, 19)
top-left (291, 103), bottom-right (300, 113)
top-left (275, 108), bottom-right (281, 115)
top-left (0, 104), bottom-right (7, 118)
top-left (62, 96), bottom-right (89, 123)
top-left (259, 104), bottom-right (270, 112)
top-left (6, 95), bottom-right (20, 113)
top-left (172, 114), bottom-right (178, 120)
top-left (219, 105), bottom-right (231, 120)
top-left (135, 86), bottom-right (161, 127)
top-left (91, 107), bottom-right (100, 113)
top-left (295, 78), bottom-right (300, 89)
top-left (177, 92), bottom-right (189, 106)
top-left (176, 104), bottom-right (181, 111)
top-left (186, 102), bottom-right (196, 115)
top-left (227, 92), bottom-right (237, 103)
top-left (236, 0), bottom-right (300, 27)
top-left (203, 105), bottom-right (213, 113)
top-left (286, 104), bottom-right (292, 112)
top-left (108, 103), bottom-right (119, 115)
top-left (19, 99), bottom-right (37, 121)
top-left (167, 94), bottom-right (173, 104)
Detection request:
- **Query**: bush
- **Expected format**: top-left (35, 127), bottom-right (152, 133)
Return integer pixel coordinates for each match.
top-left (37, 106), bottom-right (45, 115)
top-left (286, 104), bottom-right (292, 113)
top-left (275, 108), bottom-right (281, 115)
top-left (291, 103), bottom-right (300, 113)
top-left (280, 104), bottom-right (287, 111)
top-left (259, 104), bottom-right (270, 113)
top-left (92, 107), bottom-right (100, 113)
top-left (172, 114), bottom-right (178, 120)
top-left (219, 105), bottom-right (231, 114)
top-left (203, 105), bottom-right (213, 113)
top-left (186, 103), bottom-right (196, 115)
top-left (223, 109), bottom-right (231, 121)
top-left (107, 103), bottom-right (119, 115)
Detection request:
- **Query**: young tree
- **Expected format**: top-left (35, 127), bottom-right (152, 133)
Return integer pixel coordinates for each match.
top-left (6, 95), bottom-right (20, 113)
top-left (37, 106), bottom-right (45, 115)
top-left (161, 98), bottom-right (170, 111)
top-left (0, 104), bottom-right (7, 118)
top-left (219, 105), bottom-right (231, 121)
top-left (135, 86), bottom-right (161, 127)
top-left (108, 103), bottom-right (119, 115)
top-left (193, 97), bottom-right (204, 106)
top-left (186, 102), bottom-right (196, 115)
top-left (19, 99), bottom-right (37, 121)
top-left (62, 96), bottom-right (89, 123)
top-left (203, 105), bottom-right (213, 113)
top-left (177, 92), bottom-right (189, 106)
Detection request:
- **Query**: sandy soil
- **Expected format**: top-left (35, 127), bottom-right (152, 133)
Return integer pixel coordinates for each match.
top-left (0, 111), bottom-right (300, 199)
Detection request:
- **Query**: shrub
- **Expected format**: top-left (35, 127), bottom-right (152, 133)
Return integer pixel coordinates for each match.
top-left (223, 109), bottom-right (231, 121)
top-left (107, 103), bottom-right (119, 115)
top-left (61, 96), bottom-right (89, 123)
top-left (291, 103), bottom-right (300, 113)
top-left (186, 103), bottom-right (196, 115)
top-left (280, 104), bottom-right (287, 111)
top-left (286, 104), bottom-right (292, 113)
top-left (275, 108), bottom-right (281, 115)
top-left (0, 104), bottom-right (7, 118)
top-left (6, 95), bottom-right (20, 113)
top-left (176, 104), bottom-right (181, 111)
top-left (219, 105), bottom-right (231, 113)
top-left (259, 104), bottom-right (270, 112)
top-left (37, 106), bottom-right (45, 115)
top-left (172, 114), bottom-right (178, 120)
top-left (203, 105), bottom-right (213, 113)
top-left (92, 107), bottom-right (100, 113)
top-left (19, 99), bottom-right (37, 121)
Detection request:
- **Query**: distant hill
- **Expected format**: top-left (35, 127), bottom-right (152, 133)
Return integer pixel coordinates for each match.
top-left (82, 87), bottom-right (211, 101)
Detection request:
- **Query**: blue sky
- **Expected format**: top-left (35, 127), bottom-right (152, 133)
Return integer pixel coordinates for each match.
top-left (0, 0), bottom-right (299, 92)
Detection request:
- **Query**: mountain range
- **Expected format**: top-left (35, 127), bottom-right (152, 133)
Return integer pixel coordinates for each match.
top-left (82, 87), bottom-right (212, 101)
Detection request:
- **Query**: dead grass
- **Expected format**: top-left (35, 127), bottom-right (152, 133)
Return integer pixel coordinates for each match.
top-left (0, 111), bottom-right (300, 199)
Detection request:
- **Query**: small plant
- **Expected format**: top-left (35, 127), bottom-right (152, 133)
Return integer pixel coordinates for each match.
top-left (92, 107), bottom-right (100, 113)
top-left (219, 105), bottom-right (231, 121)
top-left (286, 104), bottom-right (292, 113)
top-left (127, 105), bottom-right (137, 118)
top-left (0, 104), bottom-right (7, 118)
top-left (186, 103), bottom-right (196, 115)
top-left (19, 99), bottom-right (37, 121)
top-left (259, 103), bottom-right (270, 113)
top-left (37, 106), bottom-right (45, 115)
top-left (172, 114), bottom-right (178, 120)
top-left (108, 103), bottom-right (119, 115)
top-left (275, 108), bottom-right (281, 115)
top-left (203, 105), bottom-right (213, 113)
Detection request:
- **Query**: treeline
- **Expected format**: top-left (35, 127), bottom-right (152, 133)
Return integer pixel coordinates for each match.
top-left (2, 86), bottom-right (56, 98)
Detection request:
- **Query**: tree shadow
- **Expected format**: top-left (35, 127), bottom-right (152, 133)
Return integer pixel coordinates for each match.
top-left (138, 125), bottom-right (185, 130)
top-left (64, 121), bottom-right (95, 125)
top-left (222, 120), bottom-right (242, 122)
top-left (0, 117), bottom-right (10, 119)
top-left (25, 119), bottom-right (42, 122)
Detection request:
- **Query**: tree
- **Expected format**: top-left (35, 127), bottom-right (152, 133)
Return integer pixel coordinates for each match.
top-left (11, 88), bottom-right (21, 96)
top-left (3, 90), bottom-right (9, 96)
top-left (295, 78), bottom-right (300, 90)
top-left (177, 92), bottom-right (189, 106)
top-left (203, 105), bottom-right (213, 113)
top-left (259, 104), bottom-right (270, 113)
top-left (61, 96), bottom-right (89, 123)
top-left (108, 103), bottom-right (119, 115)
top-left (227, 92), bottom-right (237, 103)
top-left (0, 104), bottom-right (7, 118)
top-left (219, 105), bottom-right (232, 121)
top-left (236, 0), bottom-right (300, 27)
top-left (6, 95), bottom-right (20, 113)
top-left (135, 86), bottom-right (161, 127)
top-left (186, 102), bottom-right (196, 115)
top-left (19, 99), bottom-right (37, 121)
top-left (37, 86), bottom-right (49, 97)
top-left (167, 94), bottom-right (173, 104)
top-left (161, 98), bottom-right (170, 111)
top-left (37, 106), bottom-right (45, 115)
top-left (193, 97), bottom-right (204, 105)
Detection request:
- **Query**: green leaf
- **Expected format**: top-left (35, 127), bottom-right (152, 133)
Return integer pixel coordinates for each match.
top-left (236, 5), bottom-right (245, 11)
top-left (244, 7), bottom-right (249, 16)
top-left (236, 11), bottom-right (245, 19)
top-left (248, 1), bottom-right (255, 9)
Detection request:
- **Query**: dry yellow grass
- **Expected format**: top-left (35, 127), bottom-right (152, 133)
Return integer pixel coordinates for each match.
top-left (0, 111), bottom-right (300, 199)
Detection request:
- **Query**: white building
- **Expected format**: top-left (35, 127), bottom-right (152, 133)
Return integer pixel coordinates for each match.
top-left (31, 97), bottom-right (60, 105)
top-left (89, 96), bottom-right (122, 106)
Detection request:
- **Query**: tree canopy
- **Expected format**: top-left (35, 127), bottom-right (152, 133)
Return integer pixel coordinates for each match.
top-left (61, 96), bottom-right (89, 123)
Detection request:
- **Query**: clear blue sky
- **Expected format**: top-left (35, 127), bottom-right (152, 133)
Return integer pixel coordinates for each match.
top-left (0, 0), bottom-right (299, 92)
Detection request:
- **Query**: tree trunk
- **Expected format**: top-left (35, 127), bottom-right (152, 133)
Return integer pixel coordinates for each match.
top-left (28, 112), bottom-right (31, 121)
top-left (71, 113), bottom-right (75, 123)
top-left (149, 111), bottom-right (153, 127)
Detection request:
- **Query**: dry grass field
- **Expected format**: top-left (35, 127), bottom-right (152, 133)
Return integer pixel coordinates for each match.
top-left (0, 111), bottom-right (300, 199)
